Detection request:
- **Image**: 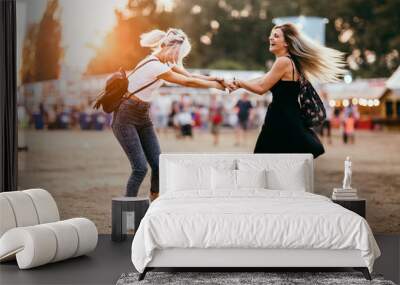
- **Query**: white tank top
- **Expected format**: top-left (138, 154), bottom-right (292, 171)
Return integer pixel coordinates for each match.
top-left (127, 55), bottom-right (172, 102)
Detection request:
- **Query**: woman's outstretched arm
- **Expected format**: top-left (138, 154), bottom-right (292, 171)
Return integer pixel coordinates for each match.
top-left (171, 65), bottom-right (220, 81)
top-left (158, 70), bottom-right (225, 90)
top-left (235, 57), bottom-right (289, 95)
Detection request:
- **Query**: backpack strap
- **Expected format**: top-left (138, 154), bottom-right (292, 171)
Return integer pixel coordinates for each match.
top-left (291, 60), bottom-right (295, 81)
top-left (126, 58), bottom-right (159, 78)
top-left (286, 55), bottom-right (296, 81)
top-left (124, 58), bottom-right (162, 99)
top-left (127, 78), bottom-right (158, 98)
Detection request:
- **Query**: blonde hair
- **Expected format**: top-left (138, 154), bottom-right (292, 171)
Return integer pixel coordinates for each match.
top-left (274, 23), bottom-right (347, 83)
top-left (140, 28), bottom-right (191, 66)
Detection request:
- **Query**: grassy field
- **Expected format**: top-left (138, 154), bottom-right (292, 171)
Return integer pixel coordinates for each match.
top-left (18, 128), bottom-right (400, 234)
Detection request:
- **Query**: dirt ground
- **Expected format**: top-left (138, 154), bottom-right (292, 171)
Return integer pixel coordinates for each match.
top-left (18, 128), bottom-right (400, 234)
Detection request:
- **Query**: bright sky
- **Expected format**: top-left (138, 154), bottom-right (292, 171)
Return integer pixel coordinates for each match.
top-left (60, 0), bottom-right (128, 76)
top-left (19, 0), bottom-right (128, 77)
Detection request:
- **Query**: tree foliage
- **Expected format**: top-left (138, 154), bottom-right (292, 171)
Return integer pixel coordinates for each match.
top-left (20, 0), bottom-right (63, 83)
top-left (21, 0), bottom-right (399, 80)
top-left (21, 24), bottom-right (38, 84)
top-left (323, 0), bottom-right (400, 78)
top-left (87, 0), bottom-right (399, 78)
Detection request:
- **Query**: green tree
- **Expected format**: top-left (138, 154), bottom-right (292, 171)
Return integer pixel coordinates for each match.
top-left (297, 0), bottom-right (400, 78)
top-left (176, 0), bottom-right (305, 70)
top-left (85, 0), bottom-right (399, 78)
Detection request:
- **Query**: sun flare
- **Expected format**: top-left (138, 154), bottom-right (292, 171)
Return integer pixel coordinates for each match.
top-left (156, 0), bottom-right (175, 12)
top-left (60, 0), bottom-right (128, 76)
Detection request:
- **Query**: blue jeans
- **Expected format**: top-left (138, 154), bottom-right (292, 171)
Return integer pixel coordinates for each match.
top-left (112, 99), bottom-right (161, 197)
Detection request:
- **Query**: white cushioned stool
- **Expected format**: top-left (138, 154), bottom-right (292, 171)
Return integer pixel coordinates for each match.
top-left (0, 189), bottom-right (98, 269)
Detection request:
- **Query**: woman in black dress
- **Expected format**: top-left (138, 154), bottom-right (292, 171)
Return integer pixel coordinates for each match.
top-left (227, 23), bottom-right (346, 158)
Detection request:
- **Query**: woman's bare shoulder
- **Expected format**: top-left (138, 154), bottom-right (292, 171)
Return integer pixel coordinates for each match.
top-left (274, 56), bottom-right (291, 67)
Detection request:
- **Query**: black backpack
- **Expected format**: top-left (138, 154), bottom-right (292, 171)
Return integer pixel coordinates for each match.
top-left (93, 58), bottom-right (159, 113)
top-left (298, 75), bottom-right (326, 128)
top-left (289, 56), bottom-right (326, 128)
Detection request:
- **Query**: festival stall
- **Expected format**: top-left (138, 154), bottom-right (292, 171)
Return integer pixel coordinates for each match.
top-left (324, 79), bottom-right (387, 129)
top-left (379, 67), bottom-right (400, 128)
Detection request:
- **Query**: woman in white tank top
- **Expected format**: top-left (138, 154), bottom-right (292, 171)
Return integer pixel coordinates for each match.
top-left (112, 28), bottom-right (224, 201)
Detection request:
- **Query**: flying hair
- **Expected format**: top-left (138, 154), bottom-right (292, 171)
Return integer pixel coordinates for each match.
top-left (274, 23), bottom-right (347, 83)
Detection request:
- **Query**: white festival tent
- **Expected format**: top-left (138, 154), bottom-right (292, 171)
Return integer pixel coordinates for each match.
top-left (323, 79), bottom-right (387, 107)
top-left (386, 66), bottom-right (400, 96)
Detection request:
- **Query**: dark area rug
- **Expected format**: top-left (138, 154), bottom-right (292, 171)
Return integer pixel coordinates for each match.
top-left (116, 271), bottom-right (396, 285)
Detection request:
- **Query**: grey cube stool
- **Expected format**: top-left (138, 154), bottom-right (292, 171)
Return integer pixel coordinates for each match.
top-left (111, 197), bottom-right (149, 242)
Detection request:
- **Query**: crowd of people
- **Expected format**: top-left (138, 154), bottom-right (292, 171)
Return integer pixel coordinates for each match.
top-left (18, 91), bottom-right (361, 146)
top-left (18, 92), bottom-right (268, 146)
top-left (18, 99), bottom-right (113, 131)
top-left (150, 92), bottom-right (267, 146)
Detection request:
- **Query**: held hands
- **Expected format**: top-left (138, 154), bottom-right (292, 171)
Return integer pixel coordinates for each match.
top-left (214, 77), bottom-right (241, 93)
top-left (118, 67), bottom-right (126, 78)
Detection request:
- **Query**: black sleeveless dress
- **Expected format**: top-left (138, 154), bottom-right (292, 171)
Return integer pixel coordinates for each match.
top-left (254, 79), bottom-right (325, 158)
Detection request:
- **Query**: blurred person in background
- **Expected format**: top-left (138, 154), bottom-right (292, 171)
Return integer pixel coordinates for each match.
top-left (176, 105), bottom-right (194, 139)
top-left (31, 102), bottom-right (46, 130)
top-left (79, 102), bottom-right (91, 130)
top-left (57, 104), bottom-right (71, 130)
top-left (344, 102), bottom-right (360, 120)
top-left (92, 109), bottom-right (107, 131)
top-left (192, 105), bottom-right (203, 130)
top-left (169, 101), bottom-right (181, 138)
top-left (234, 92), bottom-right (253, 146)
top-left (318, 89), bottom-right (333, 144)
top-left (152, 92), bottom-right (172, 135)
top-left (210, 106), bottom-right (224, 146)
top-left (199, 104), bottom-right (209, 130)
top-left (70, 105), bottom-right (80, 129)
top-left (343, 111), bottom-right (356, 144)
top-left (47, 104), bottom-right (58, 130)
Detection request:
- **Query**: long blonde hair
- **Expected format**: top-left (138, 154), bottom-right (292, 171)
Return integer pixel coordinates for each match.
top-left (274, 23), bottom-right (347, 83)
top-left (140, 28), bottom-right (191, 66)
